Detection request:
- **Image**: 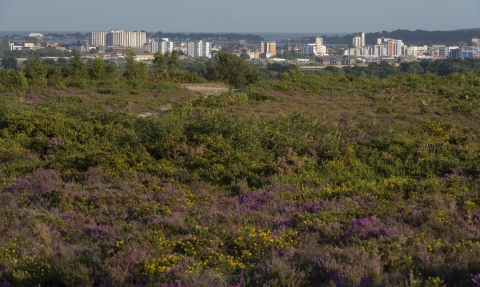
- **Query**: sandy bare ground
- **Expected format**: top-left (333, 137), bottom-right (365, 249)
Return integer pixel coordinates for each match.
top-left (181, 83), bottom-right (230, 95)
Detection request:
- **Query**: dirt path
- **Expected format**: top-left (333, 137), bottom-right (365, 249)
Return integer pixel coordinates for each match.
top-left (137, 104), bottom-right (172, 118)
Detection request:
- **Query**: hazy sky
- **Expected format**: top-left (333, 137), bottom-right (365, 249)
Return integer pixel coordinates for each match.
top-left (0, 0), bottom-right (479, 33)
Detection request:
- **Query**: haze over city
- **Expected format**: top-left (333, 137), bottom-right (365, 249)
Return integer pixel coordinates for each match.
top-left (0, 0), bottom-right (479, 33)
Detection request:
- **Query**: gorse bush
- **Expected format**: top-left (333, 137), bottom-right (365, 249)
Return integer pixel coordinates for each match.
top-left (0, 66), bottom-right (480, 286)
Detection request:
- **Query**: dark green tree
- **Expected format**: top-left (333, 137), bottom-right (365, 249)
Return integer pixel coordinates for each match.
top-left (68, 50), bottom-right (88, 78)
top-left (42, 58), bottom-right (56, 66)
top-left (210, 51), bottom-right (263, 88)
top-left (12, 70), bottom-right (29, 90)
top-left (123, 48), bottom-right (148, 87)
top-left (167, 50), bottom-right (179, 70)
top-left (1, 57), bottom-right (18, 70)
top-left (152, 52), bottom-right (167, 78)
top-left (25, 57), bottom-right (47, 89)
top-left (89, 56), bottom-right (106, 80)
top-left (400, 61), bottom-right (424, 74)
top-left (56, 57), bottom-right (69, 67)
top-left (0, 39), bottom-right (10, 58)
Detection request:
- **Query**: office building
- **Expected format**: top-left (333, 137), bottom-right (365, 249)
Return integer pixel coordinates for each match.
top-left (88, 30), bottom-right (146, 48)
top-left (25, 33), bottom-right (44, 45)
top-left (431, 45), bottom-right (449, 59)
top-left (88, 32), bottom-right (107, 47)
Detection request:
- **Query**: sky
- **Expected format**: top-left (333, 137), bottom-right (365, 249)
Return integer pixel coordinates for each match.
top-left (0, 0), bottom-right (479, 33)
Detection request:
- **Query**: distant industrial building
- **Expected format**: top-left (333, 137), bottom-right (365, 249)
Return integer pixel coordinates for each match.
top-left (187, 40), bottom-right (211, 58)
top-left (450, 46), bottom-right (479, 58)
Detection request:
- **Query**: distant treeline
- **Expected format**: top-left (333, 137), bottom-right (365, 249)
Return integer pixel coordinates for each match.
top-left (322, 29), bottom-right (480, 46)
top-left (148, 31), bottom-right (264, 42)
top-left (323, 58), bottom-right (480, 78)
top-left (3, 48), bottom-right (72, 59)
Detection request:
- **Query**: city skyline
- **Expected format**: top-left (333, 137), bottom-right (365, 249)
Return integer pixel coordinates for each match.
top-left (0, 0), bottom-right (479, 33)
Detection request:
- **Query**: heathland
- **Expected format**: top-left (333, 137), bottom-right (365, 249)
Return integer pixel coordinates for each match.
top-left (1, 51), bottom-right (480, 286)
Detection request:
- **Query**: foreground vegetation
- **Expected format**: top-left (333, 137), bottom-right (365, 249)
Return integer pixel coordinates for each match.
top-left (1, 53), bottom-right (480, 286)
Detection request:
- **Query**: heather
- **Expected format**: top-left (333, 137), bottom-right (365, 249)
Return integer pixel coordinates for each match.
top-left (1, 63), bottom-right (480, 286)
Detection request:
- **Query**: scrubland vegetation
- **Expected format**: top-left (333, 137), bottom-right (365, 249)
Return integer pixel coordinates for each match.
top-left (1, 51), bottom-right (480, 286)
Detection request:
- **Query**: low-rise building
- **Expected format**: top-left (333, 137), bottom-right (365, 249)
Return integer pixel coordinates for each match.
top-left (297, 58), bottom-right (309, 63)
top-left (450, 46), bottom-right (479, 58)
top-left (68, 45), bottom-right (89, 52)
top-left (321, 55), bottom-right (356, 65)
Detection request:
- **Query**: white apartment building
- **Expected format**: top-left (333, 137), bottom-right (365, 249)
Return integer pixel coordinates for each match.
top-left (106, 30), bottom-right (146, 47)
top-left (403, 46), bottom-right (419, 56)
top-left (392, 40), bottom-right (404, 57)
top-left (88, 30), bottom-right (146, 48)
top-left (312, 36), bottom-right (323, 47)
top-left (300, 44), bottom-right (318, 55)
top-left (187, 40), bottom-right (211, 58)
top-left (373, 45), bottom-right (387, 58)
top-left (431, 45), bottom-right (449, 58)
top-left (351, 33), bottom-right (365, 47)
top-left (88, 32), bottom-right (107, 47)
top-left (151, 38), bottom-right (174, 54)
top-left (302, 36), bottom-right (326, 56)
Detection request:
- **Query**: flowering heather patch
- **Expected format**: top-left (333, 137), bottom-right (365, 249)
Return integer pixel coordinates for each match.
top-left (265, 90), bottom-right (285, 97)
top-left (24, 93), bottom-right (41, 104)
top-left (3, 169), bottom-right (61, 195)
top-left (342, 216), bottom-right (394, 240)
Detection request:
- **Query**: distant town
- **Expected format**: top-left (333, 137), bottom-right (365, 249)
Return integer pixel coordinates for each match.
top-left (1, 29), bottom-right (479, 66)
